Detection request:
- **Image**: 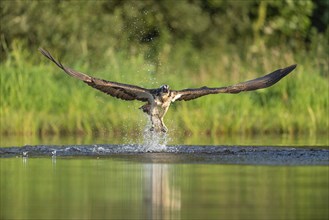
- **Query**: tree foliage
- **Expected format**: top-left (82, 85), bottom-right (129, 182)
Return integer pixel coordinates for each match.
top-left (0, 0), bottom-right (328, 61)
top-left (1, 0), bottom-right (328, 136)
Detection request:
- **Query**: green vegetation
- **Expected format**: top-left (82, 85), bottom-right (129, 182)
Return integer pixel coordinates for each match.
top-left (1, 40), bottom-right (328, 137)
top-left (0, 0), bottom-right (328, 138)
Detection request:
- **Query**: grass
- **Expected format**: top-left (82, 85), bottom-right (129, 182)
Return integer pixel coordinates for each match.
top-left (0, 41), bottom-right (328, 138)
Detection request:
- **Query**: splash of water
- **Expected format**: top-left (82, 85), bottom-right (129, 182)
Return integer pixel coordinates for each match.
top-left (142, 130), bottom-right (167, 152)
top-left (140, 120), bottom-right (170, 152)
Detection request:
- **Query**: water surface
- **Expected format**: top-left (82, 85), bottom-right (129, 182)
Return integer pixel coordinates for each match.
top-left (1, 133), bottom-right (328, 219)
top-left (1, 133), bottom-right (328, 147)
top-left (1, 157), bottom-right (328, 220)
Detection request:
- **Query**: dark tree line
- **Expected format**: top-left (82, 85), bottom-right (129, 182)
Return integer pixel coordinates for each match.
top-left (0, 0), bottom-right (328, 60)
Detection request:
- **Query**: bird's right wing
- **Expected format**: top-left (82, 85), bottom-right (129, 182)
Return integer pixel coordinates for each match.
top-left (171, 64), bottom-right (297, 102)
top-left (39, 48), bottom-right (153, 102)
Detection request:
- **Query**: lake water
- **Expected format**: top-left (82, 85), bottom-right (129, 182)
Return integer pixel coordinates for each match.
top-left (0, 134), bottom-right (328, 219)
top-left (1, 156), bottom-right (328, 220)
top-left (1, 133), bottom-right (328, 147)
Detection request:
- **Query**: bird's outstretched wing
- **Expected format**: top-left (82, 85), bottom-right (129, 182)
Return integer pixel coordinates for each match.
top-left (171, 64), bottom-right (297, 102)
top-left (39, 48), bottom-right (152, 102)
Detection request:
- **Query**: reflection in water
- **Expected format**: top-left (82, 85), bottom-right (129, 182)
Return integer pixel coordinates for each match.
top-left (22, 151), bottom-right (28, 167)
top-left (1, 133), bottom-right (328, 147)
top-left (22, 156), bottom-right (28, 167)
top-left (52, 155), bottom-right (56, 171)
top-left (0, 157), bottom-right (328, 220)
top-left (144, 164), bottom-right (181, 219)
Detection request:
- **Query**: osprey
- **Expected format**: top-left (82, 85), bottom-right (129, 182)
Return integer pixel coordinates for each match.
top-left (39, 48), bottom-right (297, 133)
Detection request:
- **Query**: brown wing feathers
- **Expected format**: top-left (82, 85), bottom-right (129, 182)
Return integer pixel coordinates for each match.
top-left (40, 48), bottom-right (296, 103)
top-left (223, 64), bottom-right (297, 93)
top-left (39, 48), bottom-right (151, 102)
top-left (86, 78), bottom-right (138, 101)
top-left (173, 64), bottom-right (297, 101)
top-left (39, 48), bottom-right (92, 82)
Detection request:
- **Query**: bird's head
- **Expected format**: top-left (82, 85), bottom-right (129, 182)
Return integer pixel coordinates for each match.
top-left (160, 85), bottom-right (170, 94)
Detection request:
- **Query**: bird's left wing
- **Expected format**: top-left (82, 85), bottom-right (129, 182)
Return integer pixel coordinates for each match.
top-left (171, 64), bottom-right (297, 102)
top-left (39, 48), bottom-right (153, 102)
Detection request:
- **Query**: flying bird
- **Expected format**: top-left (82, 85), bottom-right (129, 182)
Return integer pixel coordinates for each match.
top-left (39, 48), bottom-right (296, 133)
